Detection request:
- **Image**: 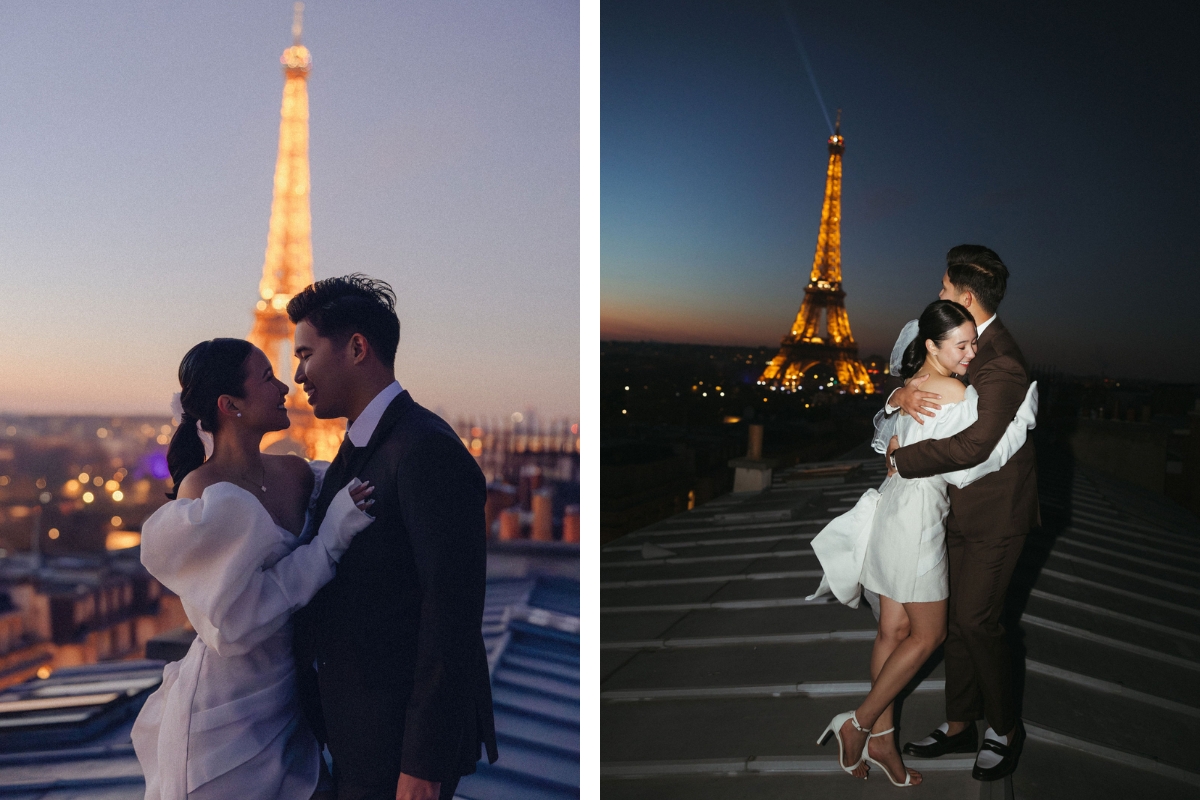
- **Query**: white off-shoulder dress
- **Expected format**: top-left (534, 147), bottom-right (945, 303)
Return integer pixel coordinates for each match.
top-left (131, 466), bottom-right (371, 800)
top-left (809, 383), bottom-right (1038, 606)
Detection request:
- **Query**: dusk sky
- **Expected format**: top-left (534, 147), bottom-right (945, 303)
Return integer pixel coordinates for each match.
top-left (0, 2), bottom-right (578, 419)
top-left (602, 1), bottom-right (1200, 381)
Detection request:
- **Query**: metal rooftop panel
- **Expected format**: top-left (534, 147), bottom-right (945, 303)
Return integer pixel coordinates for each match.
top-left (458, 575), bottom-right (580, 800)
top-left (0, 567), bottom-right (580, 799)
top-left (601, 443), bottom-right (1200, 799)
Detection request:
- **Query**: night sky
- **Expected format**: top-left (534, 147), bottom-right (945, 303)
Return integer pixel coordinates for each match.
top-left (601, 1), bottom-right (1200, 381)
top-left (0, 2), bottom-right (577, 418)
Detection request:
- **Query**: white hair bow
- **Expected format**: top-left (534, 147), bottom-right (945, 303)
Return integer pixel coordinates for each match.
top-left (171, 392), bottom-right (214, 459)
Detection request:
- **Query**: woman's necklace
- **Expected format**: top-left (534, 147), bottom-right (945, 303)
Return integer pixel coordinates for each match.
top-left (242, 461), bottom-right (267, 493)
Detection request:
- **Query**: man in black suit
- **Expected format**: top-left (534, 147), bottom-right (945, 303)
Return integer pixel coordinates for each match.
top-left (287, 274), bottom-right (497, 800)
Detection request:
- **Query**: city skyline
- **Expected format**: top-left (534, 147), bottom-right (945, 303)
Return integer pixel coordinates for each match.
top-left (0, 2), bottom-right (579, 418)
top-left (602, 1), bottom-right (1200, 382)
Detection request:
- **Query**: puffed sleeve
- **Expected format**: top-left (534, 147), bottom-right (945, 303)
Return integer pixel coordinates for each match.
top-left (140, 482), bottom-right (371, 657)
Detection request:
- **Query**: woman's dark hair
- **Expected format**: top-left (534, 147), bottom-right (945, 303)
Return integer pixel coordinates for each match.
top-left (286, 274), bottom-right (400, 368)
top-left (166, 338), bottom-right (253, 498)
top-left (899, 300), bottom-right (975, 379)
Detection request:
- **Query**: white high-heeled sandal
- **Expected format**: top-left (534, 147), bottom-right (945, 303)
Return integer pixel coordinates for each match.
top-left (817, 710), bottom-right (870, 778)
top-left (864, 728), bottom-right (917, 787)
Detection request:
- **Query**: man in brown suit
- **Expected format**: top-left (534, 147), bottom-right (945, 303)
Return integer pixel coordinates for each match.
top-left (884, 245), bottom-right (1038, 782)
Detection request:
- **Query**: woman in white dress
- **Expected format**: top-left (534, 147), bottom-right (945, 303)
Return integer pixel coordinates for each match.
top-left (812, 301), bottom-right (1037, 787)
top-left (131, 338), bottom-right (376, 800)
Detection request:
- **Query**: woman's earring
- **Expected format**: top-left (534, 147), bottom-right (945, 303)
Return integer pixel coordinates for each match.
top-left (236, 412), bottom-right (242, 418)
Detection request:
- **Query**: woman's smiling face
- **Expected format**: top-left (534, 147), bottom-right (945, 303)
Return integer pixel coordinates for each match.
top-left (232, 346), bottom-right (291, 432)
top-left (929, 321), bottom-right (977, 376)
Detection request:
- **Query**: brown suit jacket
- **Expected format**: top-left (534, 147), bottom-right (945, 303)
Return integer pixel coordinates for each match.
top-left (893, 317), bottom-right (1040, 539)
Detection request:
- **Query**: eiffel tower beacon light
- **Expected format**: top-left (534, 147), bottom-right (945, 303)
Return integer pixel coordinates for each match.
top-left (759, 114), bottom-right (874, 395)
top-left (248, 3), bottom-right (344, 460)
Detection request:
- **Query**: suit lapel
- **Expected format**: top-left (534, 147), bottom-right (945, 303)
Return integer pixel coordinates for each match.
top-left (312, 391), bottom-right (415, 528)
top-left (346, 390), bottom-right (413, 474)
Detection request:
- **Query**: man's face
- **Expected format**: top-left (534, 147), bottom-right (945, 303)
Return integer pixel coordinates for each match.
top-left (939, 272), bottom-right (971, 308)
top-left (294, 320), bottom-right (351, 419)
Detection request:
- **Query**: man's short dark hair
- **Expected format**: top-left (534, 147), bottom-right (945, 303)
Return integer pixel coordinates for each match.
top-left (287, 274), bottom-right (400, 368)
top-left (945, 244), bottom-right (1008, 314)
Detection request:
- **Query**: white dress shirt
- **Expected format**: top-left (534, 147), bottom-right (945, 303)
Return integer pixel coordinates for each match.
top-left (346, 381), bottom-right (404, 447)
top-left (885, 315), bottom-right (996, 413)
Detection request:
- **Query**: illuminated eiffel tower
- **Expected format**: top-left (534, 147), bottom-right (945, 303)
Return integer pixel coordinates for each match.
top-left (760, 118), bottom-right (874, 395)
top-left (249, 3), bottom-right (343, 460)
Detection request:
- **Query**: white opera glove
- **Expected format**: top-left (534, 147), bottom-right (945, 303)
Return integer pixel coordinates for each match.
top-left (315, 478), bottom-right (375, 562)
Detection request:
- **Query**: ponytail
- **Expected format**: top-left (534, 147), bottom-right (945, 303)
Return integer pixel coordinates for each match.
top-left (899, 338), bottom-right (926, 380)
top-left (166, 338), bottom-right (253, 499)
top-left (166, 413), bottom-right (207, 499)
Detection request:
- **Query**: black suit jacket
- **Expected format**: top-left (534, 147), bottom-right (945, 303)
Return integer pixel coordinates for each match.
top-left (894, 317), bottom-right (1040, 538)
top-left (294, 390), bottom-right (498, 786)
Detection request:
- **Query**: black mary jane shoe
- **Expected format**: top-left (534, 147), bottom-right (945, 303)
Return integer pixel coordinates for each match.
top-left (972, 721), bottom-right (1026, 782)
top-left (902, 722), bottom-right (978, 758)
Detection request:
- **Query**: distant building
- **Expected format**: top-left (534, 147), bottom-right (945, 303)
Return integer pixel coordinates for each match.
top-left (0, 551), bottom-right (182, 688)
top-left (454, 416), bottom-right (581, 542)
top-left (0, 541), bottom-right (580, 800)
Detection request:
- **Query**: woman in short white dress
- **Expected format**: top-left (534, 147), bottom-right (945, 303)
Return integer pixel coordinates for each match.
top-left (131, 338), bottom-right (376, 800)
top-left (811, 301), bottom-right (1037, 787)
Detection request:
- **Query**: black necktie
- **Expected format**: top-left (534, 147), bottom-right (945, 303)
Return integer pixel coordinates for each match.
top-left (314, 434), bottom-right (357, 529)
top-left (329, 434), bottom-right (356, 478)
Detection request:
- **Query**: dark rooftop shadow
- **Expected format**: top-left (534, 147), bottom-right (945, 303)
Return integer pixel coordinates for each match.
top-left (1004, 418), bottom-right (1076, 723)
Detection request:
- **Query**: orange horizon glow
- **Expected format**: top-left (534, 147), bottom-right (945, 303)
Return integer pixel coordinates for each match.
top-left (600, 310), bottom-right (777, 348)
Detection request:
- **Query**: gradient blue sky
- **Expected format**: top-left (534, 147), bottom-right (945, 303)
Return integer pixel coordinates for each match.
top-left (602, 1), bottom-right (1200, 381)
top-left (0, 2), bottom-right (578, 418)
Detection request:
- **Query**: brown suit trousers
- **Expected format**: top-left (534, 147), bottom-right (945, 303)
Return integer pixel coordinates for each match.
top-left (893, 317), bottom-right (1039, 734)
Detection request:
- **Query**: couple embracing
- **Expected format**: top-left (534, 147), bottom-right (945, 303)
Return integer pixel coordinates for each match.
top-left (131, 275), bottom-right (499, 800)
top-left (812, 245), bottom-right (1040, 786)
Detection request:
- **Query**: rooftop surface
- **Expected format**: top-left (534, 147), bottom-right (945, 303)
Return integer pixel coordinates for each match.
top-left (0, 544), bottom-right (580, 799)
top-left (601, 441), bottom-right (1200, 799)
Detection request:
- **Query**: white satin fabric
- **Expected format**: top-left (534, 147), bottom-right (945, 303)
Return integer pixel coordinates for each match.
top-left (810, 382), bottom-right (1038, 606)
top-left (132, 464), bottom-right (371, 800)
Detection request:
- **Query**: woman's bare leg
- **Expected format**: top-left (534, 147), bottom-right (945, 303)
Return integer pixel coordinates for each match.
top-left (855, 597), bottom-right (946, 783)
top-left (858, 597), bottom-right (946, 725)
top-left (840, 596), bottom-right (912, 777)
